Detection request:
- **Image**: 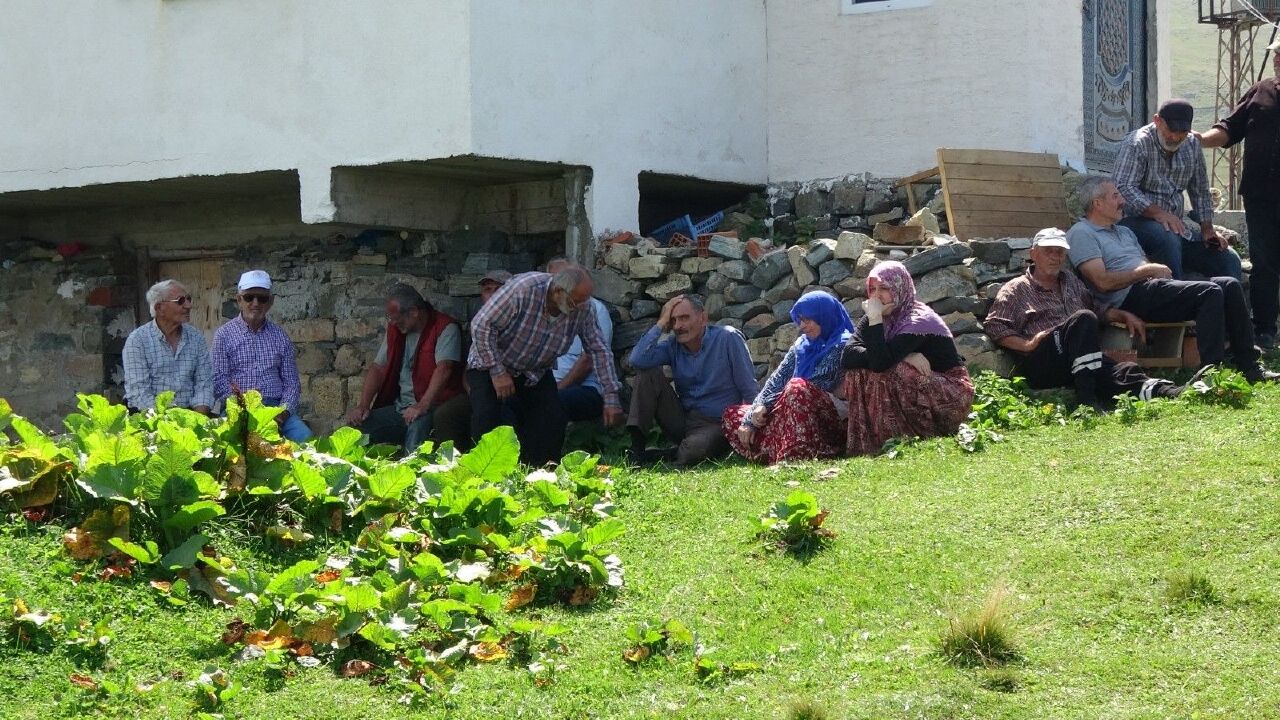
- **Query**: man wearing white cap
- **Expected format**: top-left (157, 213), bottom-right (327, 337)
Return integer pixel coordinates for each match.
top-left (1199, 38), bottom-right (1280, 349)
top-left (984, 228), bottom-right (1190, 409)
top-left (212, 270), bottom-right (312, 441)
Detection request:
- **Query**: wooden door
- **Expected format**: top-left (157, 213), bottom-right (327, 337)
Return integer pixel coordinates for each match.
top-left (156, 259), bottom-right (227, 346)
top-left (1082, 0), bottom-right (1150, 172)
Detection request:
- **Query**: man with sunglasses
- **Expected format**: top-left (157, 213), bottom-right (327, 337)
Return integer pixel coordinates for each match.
top-left (122, 279), bottom-right (214, 415)
top-left (212, 270), bottom-right (311, 442)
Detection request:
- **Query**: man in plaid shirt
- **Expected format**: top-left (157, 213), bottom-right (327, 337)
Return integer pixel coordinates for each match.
top-left (212, 270), bottom-right (311, 442)
top-left (467, 265), bottom-right (624, 466)
top-left (122, 279), bottom-right (214, 414)
top-left (1113, 98), bottom-right (1241, 281)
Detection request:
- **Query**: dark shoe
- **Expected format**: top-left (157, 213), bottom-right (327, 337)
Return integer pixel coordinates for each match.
top-left (626, 447), bottom-right (677, 467)
top-left (1243, 365), bottom-right (1280, 384)
top-left (1257, 333), bottom-right (1277, 352)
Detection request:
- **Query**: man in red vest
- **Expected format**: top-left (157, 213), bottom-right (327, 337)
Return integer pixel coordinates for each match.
top-left (344, 284), bottom-right (467, 453)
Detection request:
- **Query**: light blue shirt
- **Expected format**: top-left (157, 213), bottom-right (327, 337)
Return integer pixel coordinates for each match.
top-left (629, 324), bottom-right (758, 418)
top-left (122, 321), bottom-right (214, 411)
top-left (553, 298), bottom-right (613, 395)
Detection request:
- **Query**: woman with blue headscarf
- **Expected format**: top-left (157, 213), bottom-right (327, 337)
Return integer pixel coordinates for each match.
top-left (723, 290), bottom-right (855, 464)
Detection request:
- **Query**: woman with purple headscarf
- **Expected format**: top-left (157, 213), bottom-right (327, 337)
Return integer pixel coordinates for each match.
top-left (841, 261), bottom-right (974, 456)
top-left (723, 290), bottom-right (854, 464)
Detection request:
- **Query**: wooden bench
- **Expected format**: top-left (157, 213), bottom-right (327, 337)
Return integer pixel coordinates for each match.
top-left (895, 148), bottom-right (1075, 241)
top-left (1100, 321), bottom-right (1199, 369)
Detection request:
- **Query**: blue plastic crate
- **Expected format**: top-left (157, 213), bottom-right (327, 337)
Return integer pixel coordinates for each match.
top-left (693, 211), bottom-right (724, 236)
top-left (650, 215), bottom-right (698, 246)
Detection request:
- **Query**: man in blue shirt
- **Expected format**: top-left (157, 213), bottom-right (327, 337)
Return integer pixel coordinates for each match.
top-left (627, 294), bottom-right (758, 466)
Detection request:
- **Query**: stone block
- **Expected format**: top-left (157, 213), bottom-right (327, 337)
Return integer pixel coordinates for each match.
top-left (1009, 249), bottom-right (1031, 268)
top-left (721, 299), bottom-right (769, 322)
top-left (969, 260), bottom-right (1020, 286)
top-left (980, 282), bottom-right (1005, 300)
top-left (762, 274), bottom-right (803, 305)
top-left (346, 376), bottom-right (365, 407)
top-left (867, 206), bottom-right (905, 225)
top-left (844, 299), bottom-right (865, 322)
top-left (448, 274), bottom-right (484, 296)
top-left (862, 180), bottom-right (898, 215)
top-left (771, 299), bottom-right (796, 319)
top-left (839, 215), bottom-right (868, 230)
top-left (613, 319), bottom-right (653, 350)
top-left (628, 254), bottom-right (677, 280)
top-left (786, 245), bottom-right (817, 287)
top-left (630, 298), bottom-right (660, 320)
top-left (904, 207), bottom-right (940, 235)
top-left (33, 332), bottom-right (75, 352)
top-left (830, 178), bottom-right (867, 215)
top-left (914, 265), bottom-right (977, 304)
top-left (704, 294), bottom-right (726, 321)
top-left (705, 271), bottom-right (732, 294)
top-left (794, 186), bottom-right (832, 218)
top-left (604, 243), bottom-right (637, 272)
top-left (967, 349), bottom-right (1016, 376)
top-left (902, 243), bottom-right (972, 278)
top-left (818, 259), bottom-right (852, 286)
top-left (645, 274), bottom-right (693, 302)
top-left (591, 267), bottom-right (643, 306)
top-left (750, 250), bottom-right (792, 289)
top-left (1004, 238), bottom-right (1033, 250)
top-left (854, 251), bottom-right (880, 278)
top-left (352, 253), bottom-right (388, 266)
top-left (744, 313), bottom-right (782, 339)
top-left (65, 353), bottom-right (103, 382)
top-left (295, 344), bottom-right (333, 374)
top-left (746, 337), bottom-right (774, 364)
top-left (310, 375), bottom-right (347, 419)
top-left (716, 318), bottom-right (744, 331)
top-left (283, 319), bottom-right (334, 343)
top-left (873, 223), bottom-right (928, 245)
top-left (333, 344), bottom-right (365, 376)
top-left (335, 318), bottom-right (380, 341)
top-left (834, 231), bottom-right (870, 260)
top-left (768, 186), bottom-right (796, 216)
top-left (650, 245), bottom-right (694, 259)
top-left (773, 323), bottom-right (800, 351)
top-left (969, 240), bottom-right (1012, 265)
top-left (707, 235), bottom-right (746, 260)
top-left (931, 295), bottom-right (990, 317)
top-left (942, 312), bottom-right (981, 335)
top-left (832, 275), bottom-right (863, 299)
top-left (718, 260), bottom-right (752, 282)
top-left (724, 282), bottom-right (762, 304)
top-left (802, 239), bottom-right (834, 267)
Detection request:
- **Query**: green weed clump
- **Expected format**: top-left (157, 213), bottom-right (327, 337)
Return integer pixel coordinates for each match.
top-left (1182, 367), bottom-right (1254, 408)
top-left (940, 587), bottom-right (1020, 667)
top-left (786, 698), bottom-right (832, 720)
top-left (752, 491), bottom-right (835, 556)
top-left (978, 667), bottom-right (1021, 693)
top-left (1165, 570), bottom-right (1222, 607)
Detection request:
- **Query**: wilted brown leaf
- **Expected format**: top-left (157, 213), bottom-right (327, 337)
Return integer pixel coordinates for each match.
top-left (296, 616), bottom-right (338, 645)
top-left (245, 619), bottom-right (294, 650)
top-left (314, 569), bottom-right (341, 584)
top-left (622, 645), bottom-right (651, 664)
top-left (181, 565), bottom-right (237, 608)
top-left (810, 509), bottom-right (830, 528)
top-left (567, 585), bottom-right (598, 606)
top-left (247, 432), bottom-right (293, 459)
top-left (291, 642), bottom-right (314, 658)
top-left (68, 673), bottom-right (98, 690)
top-left (21, 506), bottom-right (50, 523)
top-left (503, 583), bottom-right (537, 612)
top-left (328, 506), bottom-right (343, 533)
top-left (220, 618), bottom-right (249, 645)
top-left (595, 464), bottom-right (612, 476)
top-left (226, 455), bottom-right (247, 492)
top-left (149, 580), bottom-right (172, 593)
top-left (62, 528), bottom-right (100, 561)
top-left (468, 642), bottom-right (508, 662)
top-left (341, 659), bottom-right (376, 678)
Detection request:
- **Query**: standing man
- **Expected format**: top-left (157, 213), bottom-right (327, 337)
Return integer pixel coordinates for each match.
top-left (546, 257), bottom-right (615, 423)
top-left (1066, 175), bottom-right (1276, 383)
top-left (122, 279), bottom-right (214, 414)
top-left (467, 265), bottom-right (624, 466)
top-left (1113, 98), bottom-right (1241, 280)
top-left (211, 270), bottom-right (311, 441)
top-left (627, 294), bottom-right (757, 466)
top-left (1199, 39), bottom-right (1280, 349)
top-left (344, 284), bottom-right (467, 454)
top-left (984, 229), bottom-right (1191, 409)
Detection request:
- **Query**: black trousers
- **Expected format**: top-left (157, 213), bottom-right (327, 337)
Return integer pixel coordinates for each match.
top-left (1245, 195), bottom-right (1280, 337)
top-left (1119, 277), bottom-right (1259, 369)
top-left (467, 368), bottom-right (565, 468)
top-left (1015, 310), bottom-right (1174, 403)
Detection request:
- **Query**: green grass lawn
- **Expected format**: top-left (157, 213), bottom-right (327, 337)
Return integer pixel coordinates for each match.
top-left (4, 387), bottom-right (1280, 719)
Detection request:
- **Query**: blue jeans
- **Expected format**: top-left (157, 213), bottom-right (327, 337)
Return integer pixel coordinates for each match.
top-left (358, 404), bottom-right (434, 454)
top-left (260, 397), bottom-right (313, 442)
top-left (1119, 216), bottom-right (1242, 280)
top-left (558, 385), bottom-right (603, 423)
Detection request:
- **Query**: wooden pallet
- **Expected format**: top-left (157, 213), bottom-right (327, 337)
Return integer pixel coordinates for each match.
top-left (1100, 321), bottom-right (1198, 369)
top-left (896, 149), bottom-right (1074, 242)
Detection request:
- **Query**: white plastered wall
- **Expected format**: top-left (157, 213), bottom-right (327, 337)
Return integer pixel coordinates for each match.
top-left (766, 0), bottom-right (1088, 179)
top-left (0, 0), bottom-right (473, 223)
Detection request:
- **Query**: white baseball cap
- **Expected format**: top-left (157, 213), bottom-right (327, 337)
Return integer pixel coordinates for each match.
top-left (237, 269), bottom-right (272, 292)
top-left (1032, 228), bottom-right (1070, 249)
top-left (1269, 38), bottom-right (1280, 53)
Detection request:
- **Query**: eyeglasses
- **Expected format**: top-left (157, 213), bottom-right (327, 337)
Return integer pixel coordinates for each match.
top-left (160, 295), bottom-right (192, 306)
top-left (240, 293), bottom-right (272, 305)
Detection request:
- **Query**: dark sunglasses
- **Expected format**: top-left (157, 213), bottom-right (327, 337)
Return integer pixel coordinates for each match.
top-left (160, 295), bottom-right (193, 306)
top-left (240, 293), bottom-right (273, 305)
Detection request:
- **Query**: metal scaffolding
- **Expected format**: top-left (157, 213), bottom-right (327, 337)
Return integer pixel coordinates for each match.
top-left (1199, 1), bottom-right (1280, 209)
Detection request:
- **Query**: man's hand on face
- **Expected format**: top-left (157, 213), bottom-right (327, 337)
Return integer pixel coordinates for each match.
top-left (657, 296), bottom-right (684, 332)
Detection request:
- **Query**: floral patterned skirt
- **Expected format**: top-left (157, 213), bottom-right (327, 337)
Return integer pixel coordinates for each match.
top-left (843, 364), bottom-right (974, 457)
top-left (722, 378), bottom-right (843, 465)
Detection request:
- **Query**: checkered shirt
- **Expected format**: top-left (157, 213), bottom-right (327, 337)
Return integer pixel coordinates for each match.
top-left (122, 321), bottom-right (214, 411)
top-left (212, 316), bottom-right (302, 414)
top-left (467, 272), bottom-right (621, 407)
top-left (1113, 123), bottom-right (1214, 228)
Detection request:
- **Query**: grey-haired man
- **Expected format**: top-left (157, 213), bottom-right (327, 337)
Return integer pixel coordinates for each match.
top-left (122, 279), bottom-right (214, 414)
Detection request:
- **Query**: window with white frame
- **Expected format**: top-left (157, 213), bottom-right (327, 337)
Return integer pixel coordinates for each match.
top-left (840, 0), bottom-right (933, 15)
